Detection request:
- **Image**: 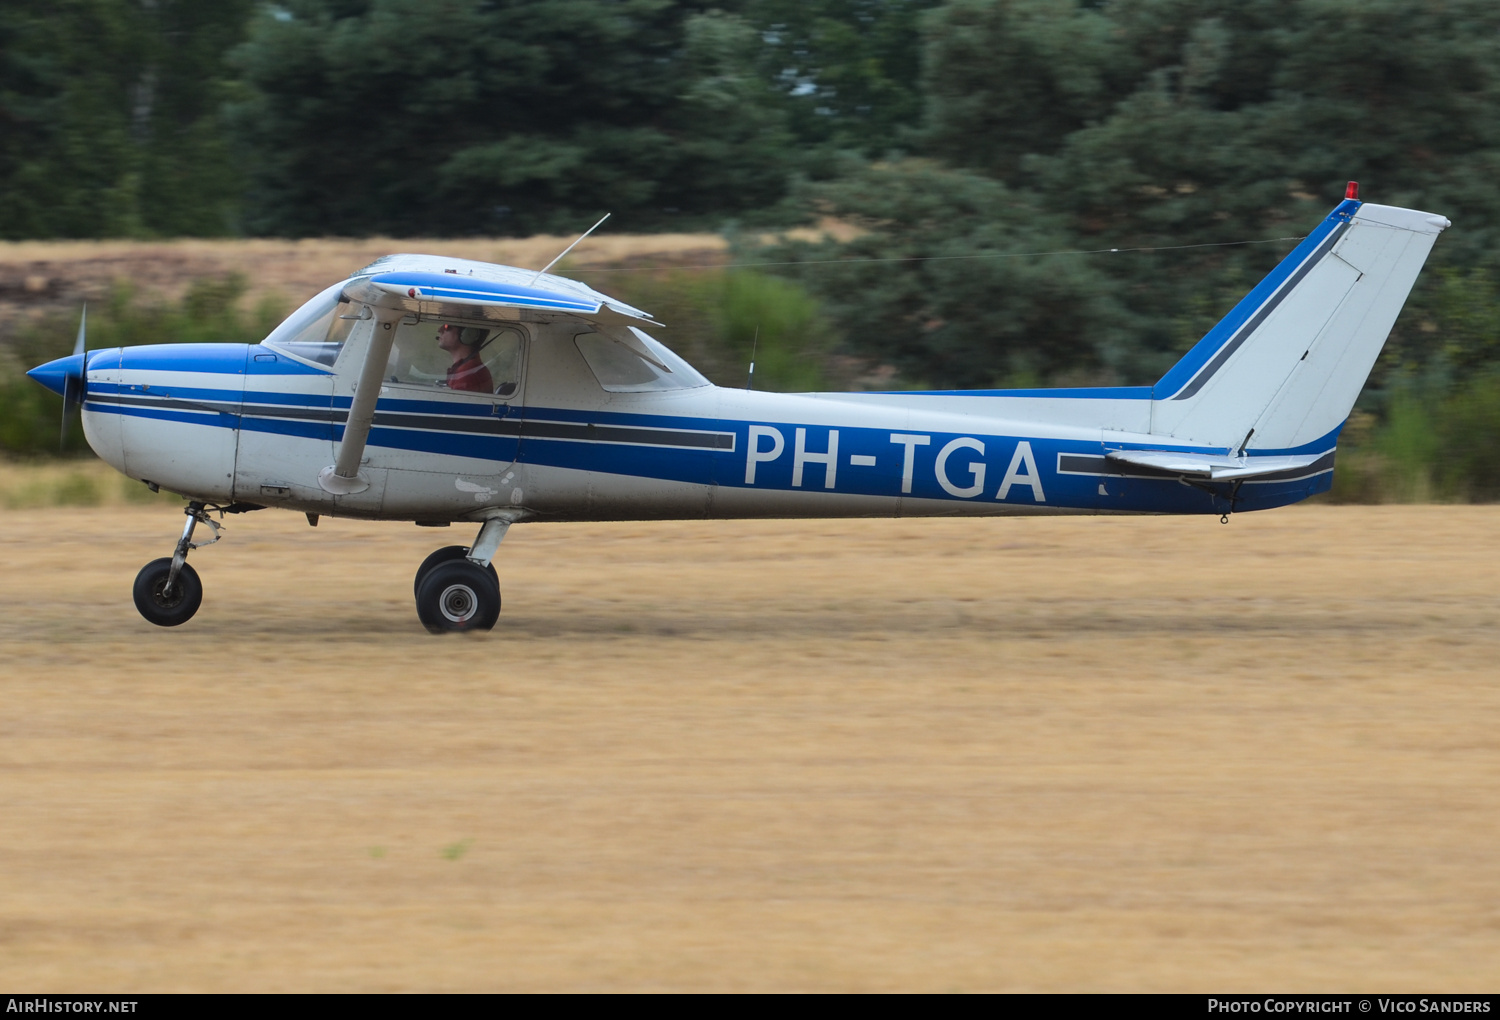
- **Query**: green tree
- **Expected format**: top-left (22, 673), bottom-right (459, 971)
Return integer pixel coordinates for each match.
top-left (921, 0), bottom-right (1125, 181)
top-left (744, 0), bottom-right (942, 155)
top-left (747, 160), bottom-right (1133, 388)
top-left (0, 0), bottom-right (253, 238)
top-left (902, 0), bottom-right (1500, 385)
top-left (231, 0), bottom-right (797, 236)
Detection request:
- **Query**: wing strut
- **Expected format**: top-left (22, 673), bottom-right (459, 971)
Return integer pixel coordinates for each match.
top-left (319, 305), bottom-right (407, 495)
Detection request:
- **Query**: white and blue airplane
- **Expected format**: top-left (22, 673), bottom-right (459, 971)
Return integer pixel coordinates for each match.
top-left (27, 186), bottom-right (1449, 632)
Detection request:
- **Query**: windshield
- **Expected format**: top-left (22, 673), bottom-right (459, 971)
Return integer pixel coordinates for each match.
top-left (262, 281), bottom-right (356, 366)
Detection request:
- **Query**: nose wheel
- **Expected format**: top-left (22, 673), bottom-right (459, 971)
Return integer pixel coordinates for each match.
top-left (413, 517), bottom-right (510, 633)
top-left (132, 558), bottom-right (203, 626)
top-left (132, 502), bottom-right (219, 627)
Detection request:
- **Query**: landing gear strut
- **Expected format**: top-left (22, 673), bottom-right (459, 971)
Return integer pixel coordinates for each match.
top-left (414, 517), bottom-right (510, 634)
top-left (132, 502), bottom-right (219, 627)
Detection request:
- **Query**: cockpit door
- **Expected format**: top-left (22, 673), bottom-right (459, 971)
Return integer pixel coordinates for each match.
top-left (362, 315), bottom-right (527, 517)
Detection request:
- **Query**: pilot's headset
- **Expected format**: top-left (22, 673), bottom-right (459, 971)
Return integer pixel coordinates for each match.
top-left (458, 326), bottom-right (491, 353)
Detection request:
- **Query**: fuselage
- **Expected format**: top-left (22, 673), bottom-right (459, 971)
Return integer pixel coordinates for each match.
top-left (49, 204), bottom-right (1450, 528)
top-left (69, 333), bottom-right (1331, 525)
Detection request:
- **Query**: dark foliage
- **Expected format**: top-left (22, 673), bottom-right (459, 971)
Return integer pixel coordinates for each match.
top-left (0, 0), bottom-right (253, 238)
top-left (230, 0), bottom-right (799, 235)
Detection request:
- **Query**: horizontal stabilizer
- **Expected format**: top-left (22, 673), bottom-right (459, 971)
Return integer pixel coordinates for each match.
top-left (1105, 449), bottom-right (1328, 481)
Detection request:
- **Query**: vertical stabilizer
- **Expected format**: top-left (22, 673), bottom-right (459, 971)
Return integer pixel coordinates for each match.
top-left (1150, 199), bottom-right (1449, 451)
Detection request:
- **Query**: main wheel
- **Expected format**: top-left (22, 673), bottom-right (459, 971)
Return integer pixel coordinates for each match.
top-left (415, 559), bottom-right (501, 633)
top-left (132, 557), bottom-right (203, 627)
top-left (414, 545), bottom-right (497, 598)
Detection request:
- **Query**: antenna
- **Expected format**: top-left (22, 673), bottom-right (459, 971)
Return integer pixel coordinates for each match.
top-left (745, 326), bottom-right (759, 390)
top-left (530, 213), bottom-right (610, 285)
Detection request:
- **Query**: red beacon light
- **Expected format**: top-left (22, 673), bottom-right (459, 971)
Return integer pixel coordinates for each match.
top-left (1346, 181), bottom-right (1360, 200)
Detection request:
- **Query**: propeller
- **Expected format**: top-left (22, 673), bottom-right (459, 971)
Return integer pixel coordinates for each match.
top-left (26, 304), bottom-right (96, 451)
top-left (60, 305), bottom-right (86, 450)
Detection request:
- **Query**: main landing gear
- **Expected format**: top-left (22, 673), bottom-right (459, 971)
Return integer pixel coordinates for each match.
top-left (133, 502), bottom-right (219, 627)
top-left (412, 517), bottom-right (511, 634)
top-left (130, 505), bottom-right (511, 633)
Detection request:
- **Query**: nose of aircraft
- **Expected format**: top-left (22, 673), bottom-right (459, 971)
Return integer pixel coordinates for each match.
top-left (26, 352), bottom-right (86, 396)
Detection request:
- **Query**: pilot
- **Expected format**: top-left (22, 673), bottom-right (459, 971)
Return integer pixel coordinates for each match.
top-left (436, 323), bottom-right (494, 393)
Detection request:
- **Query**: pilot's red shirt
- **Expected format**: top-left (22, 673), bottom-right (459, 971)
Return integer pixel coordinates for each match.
top-left (447, 355), bottom-right (494, 393)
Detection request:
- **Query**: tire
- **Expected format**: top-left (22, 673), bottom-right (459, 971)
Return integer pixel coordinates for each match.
top-left (132, 557), bottom-right (203, 627)
top-left (414, 545), bottom-right (497, 598)
top-left (415, 559), bottom-right (501, 633)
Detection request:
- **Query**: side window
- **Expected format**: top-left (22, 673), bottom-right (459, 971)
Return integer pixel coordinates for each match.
top-left (384, 318), bottom-right (523, 398)
top-left (575, 330), bottom-right (704, 393)
top-left (482, 327), bottom-right (524, 397)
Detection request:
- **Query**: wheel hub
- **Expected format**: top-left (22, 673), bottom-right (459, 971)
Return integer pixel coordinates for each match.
top-left (438, 583), bottom-right (477, 624)
top-left (150, 580), bottom-right (185, 609)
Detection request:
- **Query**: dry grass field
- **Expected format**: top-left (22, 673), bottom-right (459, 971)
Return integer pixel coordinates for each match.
top-left (0, 233), bottom-right (731, 339)
top-left (0, 222), bottom-right (862, 339)
top-left (1, 501), bottom-right (1498, 991)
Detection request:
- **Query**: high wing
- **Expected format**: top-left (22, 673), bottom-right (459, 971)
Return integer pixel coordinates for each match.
top-left (345, 272), bottom-right (668, 367)
top-left (344, 271), bottom-right (662, 329)
top-left (347, 253), bottom-right (657, 317)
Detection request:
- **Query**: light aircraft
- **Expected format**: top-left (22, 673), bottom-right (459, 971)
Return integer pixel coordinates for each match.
top-left (27, 185), bottom-right (1449, 632)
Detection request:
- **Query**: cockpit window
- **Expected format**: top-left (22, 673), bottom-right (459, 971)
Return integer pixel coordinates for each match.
top-left (575, 328), bottom-right (709, 393)
top-left (262, 281), bottom-right (355, 367)
top-left (384, 316), bottom-right (523, 398)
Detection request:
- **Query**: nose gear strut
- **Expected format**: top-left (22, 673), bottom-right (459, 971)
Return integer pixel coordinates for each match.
top-left (164, 502), bottom-right (219, 597)
top-left (132, 501), bottom-right (226, 627)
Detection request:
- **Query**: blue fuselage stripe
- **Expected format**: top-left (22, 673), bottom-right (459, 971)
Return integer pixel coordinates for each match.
top-left (87, 386), bottom-right (1331, 514)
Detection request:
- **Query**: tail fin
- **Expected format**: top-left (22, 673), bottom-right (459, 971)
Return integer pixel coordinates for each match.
top-left (1150, 197), bottom-right (1449, 451)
